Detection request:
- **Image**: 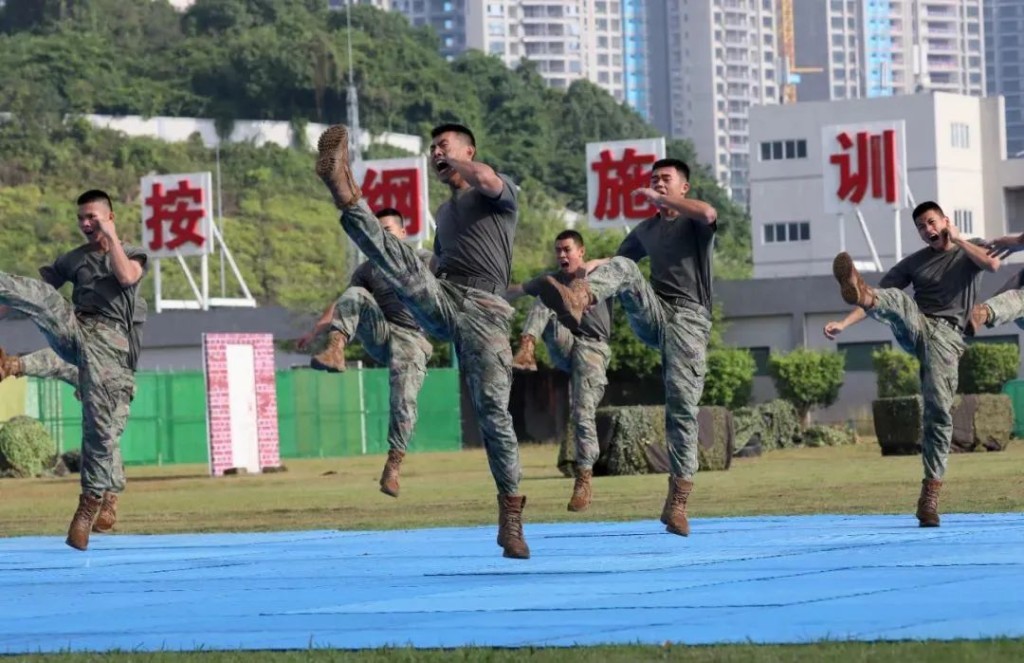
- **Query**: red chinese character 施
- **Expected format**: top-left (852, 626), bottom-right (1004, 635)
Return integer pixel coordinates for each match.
top-left (590, 148), bottom-right (659, 221)
top-left (362, 168), bottom-right (422, 236)
top-left (829, 130), bottom-right (898, 205)
top-left (144, 180), bottom-right (207, 251)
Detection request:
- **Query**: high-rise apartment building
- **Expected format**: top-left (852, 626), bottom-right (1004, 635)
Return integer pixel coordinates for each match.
top-left (648, 0), bottom-right (779, 207)
top-left (985, 0), bottom-right (1024, 157)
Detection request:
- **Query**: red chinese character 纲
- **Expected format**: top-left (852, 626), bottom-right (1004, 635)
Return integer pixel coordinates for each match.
top-left (590, 148), bottom-right (658, 221)
top-left (144, 180), bottom-right (207, 251)
top-left (361, 168), bottom-right (422, 236)
top-left (829, 130), bottom-right (897, 205)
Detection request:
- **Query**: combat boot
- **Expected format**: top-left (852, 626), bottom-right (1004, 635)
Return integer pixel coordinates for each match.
top-left (567, 467), bottom-right (593, 512)
top-left (310, 330), bottom-right (347, 373)
top-left (832, 252), bottom-right (875, 309)
top-left (66, 493), bottom-right (103, 551)
top-left (0, 347), bottom-right (23, 382)
top-left (966, 304), bottom-right (991, 337)
top-left (523, 272), bottom-right (592, 331)
top-left (659, 476), bottom-right (673, 524)
top-left (512, 335), bottom-right (538, 372)
top-left (379, 449), bottom-right (404, 498)
top-left (92, 492), bottom-right (118, 533)
top-left (664, 476), bottom-right (694, 537)
top-left (497, 494), bottom-right (530, 559)
top-left (316, 125), bottom-right (362, 209)
top-left (916, 478), bottom-right (942, 527)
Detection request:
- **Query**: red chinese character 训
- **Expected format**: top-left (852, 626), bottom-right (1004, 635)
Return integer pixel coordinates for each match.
top-left (829, 130), bottom-right (897, 205)
top-left (590, 148), bottom-right (659, 221)
top-left (362, 167), bottom-right (422, 236)
top-left (144, 180), bottom-right (207, 251)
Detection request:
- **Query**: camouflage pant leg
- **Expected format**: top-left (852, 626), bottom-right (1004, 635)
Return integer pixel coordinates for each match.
top-left (20, 348), bottom-right (80, 389)
top-left (586, 257), bottom-right (664, 347)
top-left (569, 338), bottom-right (611, 470)
top-left (920, 322), bottom-right (966, 480)
top-left (982, 287), bottom-right (1024, 330)
top-left (78, 318), bottom-right (135, 496)
top-left (868, 287), bottom-right (931, 355)
top-left (539, 311), bottom-right (575, 373)
top-left (331, 287), bottom-right (390, 365)
top-left (521, 299), bottom-right (554, 340)
top-left (455, 289), bottom-right (522, 495)
top-left (662, 306), bottom-right (712, 479)
top-left (0, 272), bottom-right (80, 365)
top-left (386, 326), bottom-right (432, 454)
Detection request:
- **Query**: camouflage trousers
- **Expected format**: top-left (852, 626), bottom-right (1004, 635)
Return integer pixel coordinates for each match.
top-left (869, 288), bottom-right (966, 480)
top-left (340, 201), bottom-right (522, 494)
top-left (21, 348), bottom-right (80, 388)
top-left (522, 300), bottom-right (610, 470)
top-left (331, 287), bottom-right (432, 454)
top-left (0, 272), bottom-right (134, 496)
top-left (586, 257), bottom-right (711, 479)
top-left (981, 269), bottom-right (1024, 330)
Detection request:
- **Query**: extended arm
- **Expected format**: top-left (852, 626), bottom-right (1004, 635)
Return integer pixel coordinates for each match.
top-left (823, 307), bottom-right (868, 340)
top-left (951, 228), bottom-right (999, 272)
top-left (297, 303), bottom-right (336, 350)
top-left (637, 188), bottom-right (717, 225)
top-left (444, 157), bottom-right (505, 198)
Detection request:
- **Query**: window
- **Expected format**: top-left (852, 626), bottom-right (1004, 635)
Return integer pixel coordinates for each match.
top-left (763, 222), bottom-right (810, 244)
top-left (951, 122), bottom-right (971, 149)
top-left (953, 209), bottom-right (974, 235)
top-left (759, 139), bottom-right (808, 161)
top-left (838, 341), bottom-right (890, 372)
top-left (747, 347), bottom-right (771, 376)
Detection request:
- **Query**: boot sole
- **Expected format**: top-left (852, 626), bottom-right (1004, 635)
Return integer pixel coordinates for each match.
top-left (379, 484), bottom-right (399, 498)
top-left (310, 357), bottom-right (346, 373)
top-left (665, 525), bottom-right (690, 537)
top-left (567, 503), bottom-right (590, 512)
top-left (832, 252), bottom-right (862, 306)
top-left (316, 126), bottom-right (360, 209)
top-left (65, 536), bottom-right (88, 551)
top-left (502, 549), bottom-right (530, 559)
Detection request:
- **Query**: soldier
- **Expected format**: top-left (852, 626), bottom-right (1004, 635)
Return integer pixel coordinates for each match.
top-left (966, 231), bottom-right (1024, 335)
top-left (523, 158), bottom-right (717, 538)
top-left (823, 201), bottom-right (999, 527)
top-left (315, 123), bottom-right (530, 559)
top-left (506, 230), bottom-right (612, 512)
top-left (0, 189), bottom-right (147, 551)
top-left (296, 207), bottom-right (434, 498)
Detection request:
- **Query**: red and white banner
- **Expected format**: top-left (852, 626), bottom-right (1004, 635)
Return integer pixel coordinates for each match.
top-left (203, 333), bottom-right (281, 477)
top-left (586, 137), bottom-right (666, 228)
top-left (822, 121), bottom-right (907, 214)
top-left (354, 157), bottom-right (430, 242)
top-left (141, 172), bottom-right (214, 258)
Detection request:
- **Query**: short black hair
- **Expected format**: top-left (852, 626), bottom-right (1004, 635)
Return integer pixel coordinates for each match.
top-left (374, 207), bottom-right (404, 222)
top-left (555, 230), bottom-right (584, 247)
top-left (912, 201), bottom-right (944, 221)
top-left (431, 123), bottom-right (476, 147)
top-left (652, 158), bottom-right (691, 182)
top-left (77, 189), bottom-right (113, 210)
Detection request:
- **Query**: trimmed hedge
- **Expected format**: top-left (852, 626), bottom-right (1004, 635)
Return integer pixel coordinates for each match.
top-left (0, 416), bottom-right (56, 478)
top-left (872, 394), bottom-right (1013, 455)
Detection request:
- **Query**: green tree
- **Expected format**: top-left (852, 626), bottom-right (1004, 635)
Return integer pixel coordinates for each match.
top-left (769, 348), bottom-right (846, 427)
top-left (871, 346), bottom-right (920, 398)
top-left (701, 348), bottom-right (755, 410)
top-left (959, 343), bottom-right (1020, 394)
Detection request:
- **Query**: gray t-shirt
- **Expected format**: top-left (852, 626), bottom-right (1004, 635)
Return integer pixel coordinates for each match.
top-left (350, 250), bottom-right (432, 331)
top-left (44, 243), bottom-right (149, 329)
top-left (878, 239), bottom-right (986, 329)
top-left (432, 173), bottom-right (519, 290)
top-left (616, 213), bottom-right (716, 311)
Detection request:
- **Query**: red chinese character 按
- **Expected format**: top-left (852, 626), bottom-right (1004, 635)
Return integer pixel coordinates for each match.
top-left (829, 130), bottom-right (898, 205)
top-left (591, 148), bottom-right (659, 221)
top-left (362, 168), bottom-right (421, 236)
top-left (144, 180), bottom-right (207, 251)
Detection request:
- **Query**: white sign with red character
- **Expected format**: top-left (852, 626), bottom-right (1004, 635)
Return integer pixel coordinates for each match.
top-left (141, 172), bottom-right (214, 259)
top-left (354, 157), bottom-right (430, 243)
top-left (586, 138), bottom-right (666, 229)
top-left (822, 121), bottom-right (907, 214)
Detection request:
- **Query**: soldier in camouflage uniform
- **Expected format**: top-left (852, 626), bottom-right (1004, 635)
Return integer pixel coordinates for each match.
top-left (0, 190), bottom-right (147, 551)
top-left (296, 207), bottom-right (434, 498)
top-left (507, 230), bottom-right (612, 512)
top-left (524, 159), bottom-right (717, 538)
top-left (316, 123), bottom-right (530, 559)
top-left (824, 201), bottom-right (998, 527)
top-left (965, 231), bottom-right (1024, 335)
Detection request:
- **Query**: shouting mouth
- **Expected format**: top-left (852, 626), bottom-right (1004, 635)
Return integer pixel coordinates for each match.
top-left (927, 232), bottom-right (941, 244)
top-left (434, 159), bottom-right (452, 177)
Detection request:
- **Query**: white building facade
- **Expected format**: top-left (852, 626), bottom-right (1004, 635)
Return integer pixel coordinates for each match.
top-left (750, 91), bottom-right (1023, 279)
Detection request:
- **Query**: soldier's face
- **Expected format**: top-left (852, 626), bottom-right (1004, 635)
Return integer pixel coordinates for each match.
top-left (379, 215), bottom-right (407, 240)
top-left (651, 167), bottom-right (690, 197)
top-left (430, 132), bottom-right (474, 185)
top-left (554, 238), bottom-right (585, 274)
top-left (77, 201), bottom-right (111, 243)
top-left (914, 210), bottom-right (948, 248)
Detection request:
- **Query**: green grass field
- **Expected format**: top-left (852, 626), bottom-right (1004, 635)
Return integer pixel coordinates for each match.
top-left (4, 439), bottom-right (1024, 661)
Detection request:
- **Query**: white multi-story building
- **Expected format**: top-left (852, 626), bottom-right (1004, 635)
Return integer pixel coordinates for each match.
top-left (648, 0), bottom-right (779, 208)
top-left (749, 91), bottom-right (1024, 279)
top-left (985, 0), bottom-right (1024, 158)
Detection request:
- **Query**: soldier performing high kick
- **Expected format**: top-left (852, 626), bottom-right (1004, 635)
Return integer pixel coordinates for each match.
top-left (525, 159), bottom-right (717, 538)
top-left (316, 123), bottom-right (530, 559)
top-left (823, 201), bottom-right (998, 527)
top-left (0, 190), bottom-right (147, 551)
top-left (296, 207), bottom-right (434, 498)
top-left (507, 230), bottom-right (612, 512)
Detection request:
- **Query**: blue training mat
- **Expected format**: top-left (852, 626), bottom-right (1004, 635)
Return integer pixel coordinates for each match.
top-left (2, 513), bottom-right (1023, 653)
